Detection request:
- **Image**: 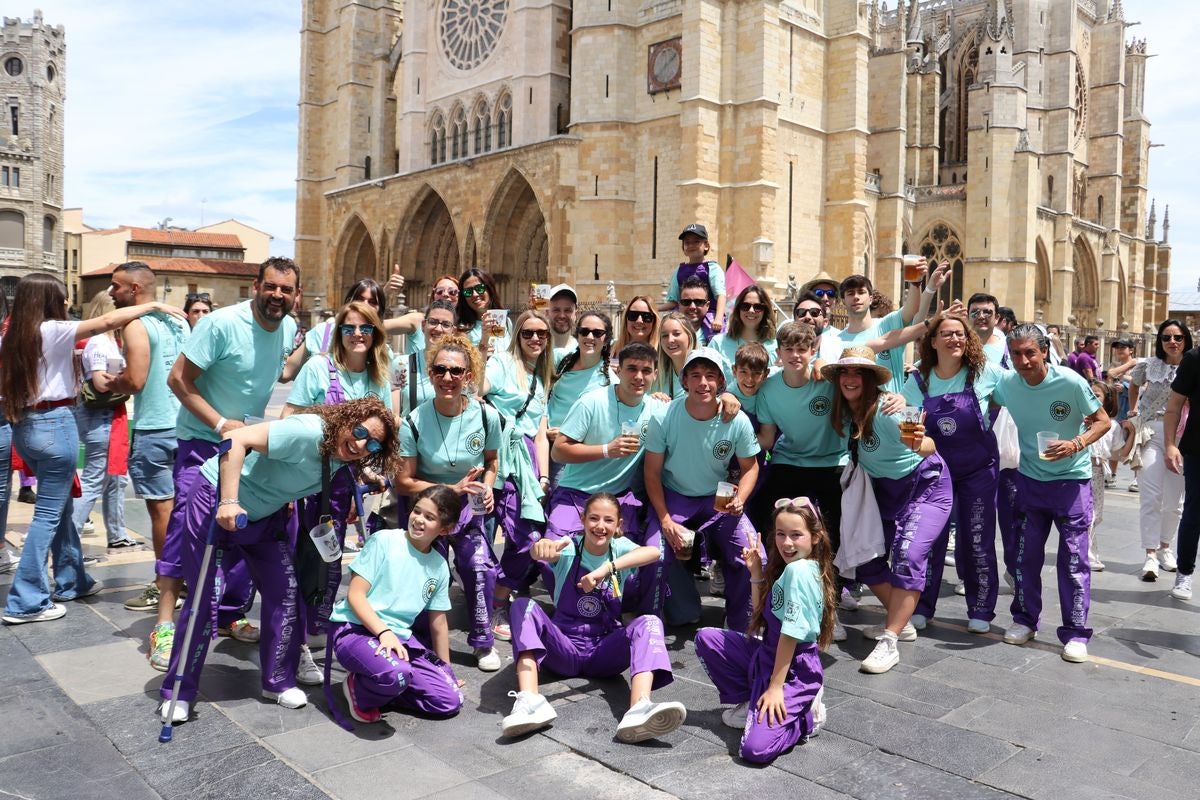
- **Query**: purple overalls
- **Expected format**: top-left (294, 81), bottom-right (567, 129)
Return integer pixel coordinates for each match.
top-left (332, 625), bottom-right (463, 717)
top-left (495, 434), bottom-right (548, 593)
top-left (912, 371), bottom-right (1000, 623)
top-left (676, 260), bottom-right (717, 341)
top-left (438, 498), bottom-right (501, 650)
top-left (509, 542), bottom-right (673, 689)
top-left (694, 612), bottom-right (823, 764)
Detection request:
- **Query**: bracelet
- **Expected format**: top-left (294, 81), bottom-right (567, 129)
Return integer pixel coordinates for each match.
top-left (602, 443), bottom-right (610, 459)
top-left (750, 577), bottom-right (766, 585)
top-left (218, 498), bottom-right (241, 507)
top-left (213, 416), bottom-right (227, 434)
top-left (1074, 436), bottom-right (1085, 453)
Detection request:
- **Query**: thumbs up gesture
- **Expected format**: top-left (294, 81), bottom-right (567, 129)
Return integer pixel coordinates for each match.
top-left (532, 536), bottom-right (571, 563)
top-left (385, 264), bottom-right (405, 295)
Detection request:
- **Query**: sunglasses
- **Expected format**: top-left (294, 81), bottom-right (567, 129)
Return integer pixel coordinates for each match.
top-left (578, 327), bottom-right (606, 339)
top-left (185, 292), bottom-right (211, 302)
top-left (1161, 334), bottom-right (1186, 342)
top-left (433, 287), bottom-right (460, 298)
top-left (339, 323), bottom-right (376, 336)
top-left (626, 310), bottom-right (655, 324)
top-left (425, 318), bottom-right (455, 330)
top-left (812, 288), bottom-right (837, 299)
top-left (969, 308), bottom-right (995, 318)
top-left (679, 298), bottom-right (709, 307)
top-left (461, 284), bottom-right (488, 298)
top-left (520, 329), bottom-right (550, 340)
top-left (351, 424), bottom-right (383, 454)
top-left (741, 302), bottom-right (768, 313)
top-left (795, 308), bottom-right (823, 319)
top-left (431, 364), bottom-right (468, 378)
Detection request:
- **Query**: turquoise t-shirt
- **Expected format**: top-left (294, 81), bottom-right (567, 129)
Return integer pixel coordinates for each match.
top-left (550, 535), bottom-right (638, 607)
top-left (287, 355), bottom-right (393, 411)
top-left (727, 380), bottom-right (761, 428)
top-left (548, 362), bottom-right (611, 428)
top-left (649, 365), bottom-right (684, 400)
top-left (770, 559), bottom-right (824, 643)
top-left (709, 333), bottom-right (778, 372)
top-left (485, 351), bottom-right (547, 438)
top-left (329, 529), bottom-right (451, 640)
top-left (756, 370), bottom-right (847, 468)
top-left (177, 302), bottom-right (297, 443)
top-left (399, 398), bottom-right (503, 485)
top-left (645, 399), bottom-right (760, 496)
top-left (982, 337), bottom-right (1008, 367)
top-left (466, 318), bottom-right (512, 352)
top-left (992, 365), bottom-right (1100, 481)
top-left (856, 399), bottom-right (925, 480)
top-left (666, 260), bottom-right (725, 302)
top-left (304, 319), bottom-right (336, 356)
top-left (198, 414), bottom-right (342, 521)
top-left (133, 312), bottom-right (189, 431)
top-left (392, 349), bottom-right (434, 416)
top-left (900, 362), bottom-right (1002, 427)
top-left (835, 310), bottom-right (906, 393)
top-left (556, 386), bottom-right (666, 495)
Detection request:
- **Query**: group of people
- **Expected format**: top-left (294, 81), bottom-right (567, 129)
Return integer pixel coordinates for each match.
top-left (0, 219), bottom-right (1194, 766)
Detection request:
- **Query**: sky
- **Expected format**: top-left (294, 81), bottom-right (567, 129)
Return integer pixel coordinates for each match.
top-left (37, 1), bottom-right (1200, 290)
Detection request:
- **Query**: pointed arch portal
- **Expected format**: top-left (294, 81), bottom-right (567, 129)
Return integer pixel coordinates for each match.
top-left (484, 170), bottom-right (548, 309)
top-left (398, 188), bottom-right (460, 303)
top-left (334, 215), bottom-right (378, 305)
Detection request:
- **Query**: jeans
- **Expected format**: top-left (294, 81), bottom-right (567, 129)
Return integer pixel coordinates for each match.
top-left (0, 420), bottom-right (12, 541)
top-left (1176, 454), bottom-right (1200, 576)
top-left (72, 405), bottom-right (128, 544)
top-left (5, 406), bottom-right (93, 616)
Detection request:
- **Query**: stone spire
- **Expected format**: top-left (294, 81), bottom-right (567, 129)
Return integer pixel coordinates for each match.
top-left (986, 0), bottom-right (1013, 42)
top-left (1146, 199), bottom-right (1156, 239)
top-left (907, 2), bottom-right (923, 46)
top-left (1109, 1), bottom-right (1125, 22)
top-left (1163, 205), bottom-right (1170, 243)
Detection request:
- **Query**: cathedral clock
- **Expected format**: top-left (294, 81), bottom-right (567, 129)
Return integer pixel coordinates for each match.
top-left (647, 38), bottom-right (682, 94)
top-left (439, 0), bottom-right (508, 71)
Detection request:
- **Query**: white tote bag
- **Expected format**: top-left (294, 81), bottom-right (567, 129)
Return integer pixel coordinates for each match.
top-left (834, 459), bottom-right (887, 580)
top-left (994, 408), bottom-right (1021, 471)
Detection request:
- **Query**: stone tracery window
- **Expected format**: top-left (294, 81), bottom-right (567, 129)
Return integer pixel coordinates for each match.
top-left (451, 105), bottom-right (467, 160)
top-left (439, 0), bottom-right (508, 71)
top-left (430, 112), bottom-right (447, 165)
top-left (1074, 58), bottom-right (1088, 141)
top-left (496, 91), bottom-right (512, 149)
top-left (472, 98), bottom-right (490, 155)
top-left (919, 223), bottom-right (965, 304)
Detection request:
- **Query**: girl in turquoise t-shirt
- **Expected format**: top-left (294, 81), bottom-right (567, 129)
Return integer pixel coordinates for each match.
top-left (695, 498), bottom-right (835, 764)
top-left (333, 485), bottom-right (465, 725)
top-left (709, 285), bottom-right (779, 371)
top-left (649, 312), bottom-right (696, 401)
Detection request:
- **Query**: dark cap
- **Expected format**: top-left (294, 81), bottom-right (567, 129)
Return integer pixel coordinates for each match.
top-left (1111, 338), bottom-right (1135, 348)
top-left (678, 223), bottom-right (708, 241)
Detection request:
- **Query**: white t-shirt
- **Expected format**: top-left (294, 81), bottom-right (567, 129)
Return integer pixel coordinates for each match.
top-left (81, 335), bottom-right (123, 378)
top-left (32, 320), bottom-right (80, 403)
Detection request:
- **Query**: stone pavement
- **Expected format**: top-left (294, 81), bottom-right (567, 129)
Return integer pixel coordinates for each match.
top-left (2, 471), bottom-right (1200, 800)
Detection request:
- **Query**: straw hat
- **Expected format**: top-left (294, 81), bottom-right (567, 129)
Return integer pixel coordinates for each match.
top-left (819, 345), bottom-right (893, 385)
top-left (800, 271), bottom-right (839, 295)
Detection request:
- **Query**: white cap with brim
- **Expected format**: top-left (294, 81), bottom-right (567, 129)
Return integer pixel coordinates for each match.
top-left (548, 283), bottom-right (577, 303)
top-left (682, 346), bottom-right (725, 375)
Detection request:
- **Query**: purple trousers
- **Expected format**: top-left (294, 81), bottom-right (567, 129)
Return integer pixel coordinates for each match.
top-left (856, 455), bottom-right (953, 592)
top-left (1010, 472), bottom-right (1093, 644)
top-left (158, 479), bottom-right (300, 704)
top-left (156, 439), bottom-right (253, 628)
top-left (917, 461), bottom-right (1000, 622)
top-left (997, 468), bottom-right (1020, 578)
top-left (495, 436), bottom-right (547, 592)
top-left (694, 627), bottom-right (823, 764)
top-left (647, 489), bottom-right (761, 631)
top-left (509, 597), bottom-right (672, 690)
top-left (443, 498), bottom-right (499, 649)
top-left (332, 623), bottom-right (462, 716)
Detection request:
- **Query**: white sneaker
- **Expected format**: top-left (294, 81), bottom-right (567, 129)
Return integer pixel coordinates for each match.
top-left (966, 618), bottom-right (990, 635)
top-left (1003, 623), bottom-right (1036, 645)
top-left (0, 549), bottom-right (17, 574)
top-left (832, 618), bottom-right (848, 642)
top-left (1089, 556), bottom-right (1106, 572)
top-left (721, 701), bottom-right (749, 729)
top-left (838, 587), bottom-right (859, 611)
top-left (863, 621), bottom-right (917, 642)
top-left (296, 645), bottom-right (322, 686)
top-left (954, 582), bottom-right (967, 596)
top-left (157, 699), bottom-right (190, 723)
top-left (81, 520), bottom-right (96, 535)
top-left (1129, 479), bottom-right (1139, 493)
top-left (1158, 547), bottom-right (1178, 572)
top-left (475, 646), bottom-right (502, 672)
top-left (1171, 572), bottom-right (1193, 601)
top-left (910, 614), bottom-right (928, 631)
top-left (810, 687), bottom-right (826, 737)
top-left (616, 697), bottom-right (687, 743)
top-left (1061, 640), bottom-right (1088, 663)
top-left (709, 564), bottom-right (725, 598)
top-left (2, 602), bottom-right (66, 625)
top-left (1142, 555), bottom-right (1160, 582)
top-left (859, 632), bottom-right (900, 674)
top-left (501, 690), bottom-right (557, 737)
top-left (263, 686), bottom-right (308, 709)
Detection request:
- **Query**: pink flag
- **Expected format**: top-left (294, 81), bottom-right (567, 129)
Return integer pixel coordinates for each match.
top-left (724, 254), bottom-right (755, 300)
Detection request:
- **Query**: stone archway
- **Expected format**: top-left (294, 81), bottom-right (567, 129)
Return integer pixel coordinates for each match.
top-left (397, 186), bottom-right (460, 305)
top-left (483, 169), bottom-right (548, 309)
top-left (1071, 235), bottom-right (1099, 324)
top-left (1035, 236), bottom-right (1051, 314)
top-left (334, 215), bottom-right (377, 306)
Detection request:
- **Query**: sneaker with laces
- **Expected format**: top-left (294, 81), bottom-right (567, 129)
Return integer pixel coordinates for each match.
top-left (838, 587), bottom-right (859, 611)
top-left (343, 674), bottom-right (381, 723)
top-left (0, 549), bottom-right (18, 575)
top-left (262, 686), bottom-right (308, 709)
top-left (296, 644), bottom-right (322, 685)
top-left (1089, 556), bottom-right (1106, 572)
top-left (475, 646), bottom-right (502, 672)
top-left (1170, 572), bottom-right (1193, 601)
top-left (501, 690), bottom-right (557, 737)
top-left (157, 699), bottom-right (190, 724)
top-left (2, 602), bottom-right (66, 625)
top-left (1129, 479), bottom-right (1139, 493)
top-left (51, 579), bottom-right (103, 602)
top-left (1141, 555), bottom-right (1160, 582)
top-left (491, 604), bottom-right (512, 641)
top-left (1061, 640), bottom-right (1088, 663)
top-left (721, 701), bottom-right (749, 729)
top-left (709, 564), bottom-right (726, 598)
top-left (863, 621), bottom-right (917, 642)
top-left (149, 622), bottom-right (175, 671)
top-left (966, 618), bottom-right (990, 635)
top-left (910, 614), bottom-right (928, 631)
top-left (832, 618), bottom-right (847, 642)
top-left (860, 632), bottom-right (900, 674)
top-left (616, 697), bottom-right (687, 743)
top-left (81, 520), bottom-right (96, 535)
top-left (1157, 547), bottom-right (1178, 572)
top-left (124, 582), bottom-right (161, 612)
top-left (218, 618), bottom-right (260, 642)
top-left (1003, 622), bottom-right (1036, 645)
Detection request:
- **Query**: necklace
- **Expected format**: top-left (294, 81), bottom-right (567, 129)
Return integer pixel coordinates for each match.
top-left (433, 397), bottom-right (464, 468)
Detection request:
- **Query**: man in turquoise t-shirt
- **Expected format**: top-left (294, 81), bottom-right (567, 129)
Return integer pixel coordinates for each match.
top-left (644, 348), bottom-right (760, 630)
top-left (992, 324), bottom-right (1109, 664)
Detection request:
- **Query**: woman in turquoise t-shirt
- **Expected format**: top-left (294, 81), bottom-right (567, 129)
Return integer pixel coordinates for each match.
top-left (649, 312), bottom-right (696, 401)
top-left (547, 311), bottom-right (614, 453)
top-left (709, 284), bottom-right (779, 370)
top-left (825, 346), bottom-right (952, 677)
top-left (457, 267), bottom-right (512, 353)
top-left (393, 300), bottom-right (458, 416)
top-left (284, 302), bottom-right (393, 415)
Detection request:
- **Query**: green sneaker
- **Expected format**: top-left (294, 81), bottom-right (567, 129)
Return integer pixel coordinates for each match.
top-left (124, 583), bottom-right (161, 612)
top-left (149, 622), bottom-right (175, 672)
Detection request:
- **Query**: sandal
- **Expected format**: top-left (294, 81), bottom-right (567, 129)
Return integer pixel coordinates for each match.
top-left (217, 618), bottom-right (261, 643)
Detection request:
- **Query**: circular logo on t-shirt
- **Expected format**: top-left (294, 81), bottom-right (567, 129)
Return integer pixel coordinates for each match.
top-left (863, 432), bottom-right (881, 452)
top-left (809, 396), bottom-right (831, 416)
top-left (770, 582), bottom-right (784, 611)
top-left (422, 578), bottom-right (438, 602)
top-left (1049, 401), bottom-right (1071, 421)
top-left (466, 431), bottom-right (485, 454)
top-left (713, 440), bottom-right (734, 460)
top-left (937, 417), bottom-right (957, 436)
top-left (577, 594), bottom-right (603, 618)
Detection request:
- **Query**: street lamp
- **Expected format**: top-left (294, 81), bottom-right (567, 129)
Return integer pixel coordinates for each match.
top-left (162, 277), bottom-right (173, 303)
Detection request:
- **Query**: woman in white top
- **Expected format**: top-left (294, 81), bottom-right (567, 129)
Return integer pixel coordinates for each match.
top-left (0, 274), bottom-right (181, 624)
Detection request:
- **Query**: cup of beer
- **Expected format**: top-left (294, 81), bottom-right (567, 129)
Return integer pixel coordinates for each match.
top-left (486, 309), bottom-right (508, 338)
top-left (106, 356), bottom-right (125, 374)
top-left (714, 481), bottom-right (737, 513)
top-left (1036, 431), bottom-right (1058, 460)
top-left (621, 420), bottom-right (640, 441)
top-left (677, 527), bottom-right (696, 560)
top-left (899, 406), bottom-right (922, 449)
top-left (902, 254), bottom-right (923, 283)
top-left (533, 284), bottom-right (551, 309)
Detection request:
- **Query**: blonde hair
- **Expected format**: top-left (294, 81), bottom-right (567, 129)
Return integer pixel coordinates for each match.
top-left (332, 301), bottom-right (389, 387)
top-left (505, 309), bottom-right (554, 401)
top-left (651, 312), bottom-right (696, 396)
top-left (84, 289), bottom-right (116, 340)
top-left (614, 295), bottom-right (659, 353)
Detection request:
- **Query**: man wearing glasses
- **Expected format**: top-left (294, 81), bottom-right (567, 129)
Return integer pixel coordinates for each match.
top-left (967, 293), bottom-right (1009, 368)
top-left (678, 277), bottom-right (714, 344)
top-left (793, 291), bottom-right (845, 363)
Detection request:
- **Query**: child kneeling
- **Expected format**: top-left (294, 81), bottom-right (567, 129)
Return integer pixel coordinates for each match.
top-left (695, 498), bottom-right (835, 764)
top-left (331, 485), bottom-right (464, 723)
top-left (501, 492), bottom-right (686, 742)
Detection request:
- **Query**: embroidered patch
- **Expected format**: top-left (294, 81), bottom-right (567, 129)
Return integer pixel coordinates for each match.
top-left (771, 582), bottom-right (784, 611)
top-left (863, 433), bottom-right (881, 452)
top-left (937, 416), bottom-right (957, 436)
top-left (713, 439), bottom-right (733, 460)
top-left (466, 431), bottom-right (485, 454)
top-left (809, 396), bottom-right (831, 416)
top-left (1049, 401), bottom-right (1071, 421)
top-left (577, 595), bottom-right (603, 618)
top-left (422, 578), bottom-right (438, 602)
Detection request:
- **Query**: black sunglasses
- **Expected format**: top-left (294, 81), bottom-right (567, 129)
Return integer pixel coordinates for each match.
top-left (1161, 334), bottom-right (1186, 342)
top-left (431, 364), bottom-right (468, 377)
top-left (679, 298), bottom-right (709, 307)
top-left (795, 308), bottom-right (823, 318)
top-left (812, 288), bottom-right (836, 299)
top-left (186, 292), bottom-right (211, 302)
top-left (351, 424), bottom-right (383, 454)
top-left (578, 327), bottom-right (606, 339)
top-left (626, 310), bottom-right (655, 324)
top-left (520, 329), bottom-right (550, 340)
top-left (741, 302), bottom-right (768, 313)
top-left (461, 284), bottom-right (488, 298)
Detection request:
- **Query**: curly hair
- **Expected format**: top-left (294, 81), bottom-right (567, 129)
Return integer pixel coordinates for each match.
top-left (917, 312), bottom-right (986, 387)
top-left (313, 396), bottom-right (400, 477)
top-left (727, 285), bottom-right (777, 343)
top-left (427, 332), bottom-right (484, 393)
top-left (614, 295), bottom-right (659, 353)
top-left (553, 311), bottom-right (613, 389)
top-left (748, 501), bottom-right (838, 650)
top-left (332, 301), bottom-right (389, 387)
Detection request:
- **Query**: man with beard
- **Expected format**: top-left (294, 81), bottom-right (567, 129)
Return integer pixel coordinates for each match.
top-left (794, 290), bottom-right (846, 363)
top-left (151, 258), bottom-right (301, 681)
top-left (678, 277), bottom-right (713, 344)
top-left (547, 284), bottom-right (578, 353)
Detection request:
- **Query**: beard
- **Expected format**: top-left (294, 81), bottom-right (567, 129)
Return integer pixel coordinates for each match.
top-left (255, 293), bottom-right (293, 320)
